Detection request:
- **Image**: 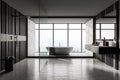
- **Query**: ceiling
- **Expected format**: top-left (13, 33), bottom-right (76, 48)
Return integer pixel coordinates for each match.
top-left (3, 0), bottom-right (116, 16)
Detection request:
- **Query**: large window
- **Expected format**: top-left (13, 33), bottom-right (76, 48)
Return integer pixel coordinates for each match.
top-left (54, 24), bottom-right (67, 47)
top-left (35, 23), bottom-right (87, 53)
top-left (35, 29), bottom-right (39, 52)
top-left (40, 24), bottom-right (53, 53)
top-left (82, 24), bottom-right (86, 52)
top-left (96, 24), bottom-right (115, 40)
top-left (96, 24), bottom-right (100, 39)
top-left (69, 24), bottom-right (81, 52)
top-left (69, 30), bottom-right (81, 52)
top-left (35, 24), bottom-right (53, 53)
top-left (40, 30), bottom-right (53, 52)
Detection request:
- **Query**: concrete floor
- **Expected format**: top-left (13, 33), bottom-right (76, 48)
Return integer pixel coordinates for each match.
top-left (0, 58), bottom-right (120, 80)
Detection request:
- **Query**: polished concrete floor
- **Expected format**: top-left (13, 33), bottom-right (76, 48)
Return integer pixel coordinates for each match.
top-left (30, 51), bottom-right (93, 57)
top-left (0, 58), bottom-right (120, 80)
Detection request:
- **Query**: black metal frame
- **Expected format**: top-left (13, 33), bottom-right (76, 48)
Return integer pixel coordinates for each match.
top-left (30, 16), bottom-right (94, 18)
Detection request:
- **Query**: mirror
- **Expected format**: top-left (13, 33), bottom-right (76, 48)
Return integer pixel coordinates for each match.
top-left (95, 3), bottom-right (117, 47)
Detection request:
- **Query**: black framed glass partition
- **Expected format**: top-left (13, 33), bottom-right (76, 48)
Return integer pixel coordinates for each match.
top-left (34, 23), bottom-right (88, 56)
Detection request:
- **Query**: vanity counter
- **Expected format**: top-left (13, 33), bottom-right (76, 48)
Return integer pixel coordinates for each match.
top-left (85, 44), bottom-right (119, 54)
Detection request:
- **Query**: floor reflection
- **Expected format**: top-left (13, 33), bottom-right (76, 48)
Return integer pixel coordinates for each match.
top-left (29, 51), bottom-right (93, 57)
top-left (0, 58), bottom-right (120, 80)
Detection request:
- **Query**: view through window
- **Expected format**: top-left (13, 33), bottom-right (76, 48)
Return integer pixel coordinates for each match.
top-left (96, 24), bottom-right (115, 40)
top-left (35, 24), bottom-right (86, 53)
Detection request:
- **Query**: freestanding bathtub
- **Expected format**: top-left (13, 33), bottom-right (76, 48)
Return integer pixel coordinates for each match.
top-left (46, 47), bottom-right (73, 55)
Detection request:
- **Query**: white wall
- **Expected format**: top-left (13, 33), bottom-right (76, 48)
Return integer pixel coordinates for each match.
top-left (85, 19), bottom-right (93, 44)
top-left (85, 19), bottom-right (93, 56)
top-left (28, 19), bottom-right (35, 56)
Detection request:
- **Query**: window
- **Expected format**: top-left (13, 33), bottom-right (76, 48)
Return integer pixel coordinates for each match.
top-left (96, 24), bottom-right (100, 39)
top-left (54, 24), bottom-right (67, 29)
top-left (35, 24), bottom-right (53, 53)
top-left (69, 30), bottom-right (81, 52)
top-left (96, 24), bottom-right (100, 29)
top-left (54, 30), bottom-right (67, 47)
top-left (69, 24), bottom-right (81, 29)
top-left (82, 24), bottom-right (86, 52)
top-left (96, 30), bottom-right (100, 39)
top-left (35, 23), bottom-right (87, 54)
top-left (101, 24), bottom-right (114, 29)
top-left (54, 24), bottom-right (67, 47)
top-left (35, 29), bottom-right (39, 52)
top-left (69, 24), bottom-right (82, 52)
top-left (101, 30), bottom-right (114, 39)
top-left (96, 24), bottom-right (115, 40)
top-left (40, 30), bottom-right (53, 52)
top-left (40, 24), bottom-right (53, 29)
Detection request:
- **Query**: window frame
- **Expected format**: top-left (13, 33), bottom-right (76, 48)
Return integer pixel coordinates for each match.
top-left (96, 23), bottom-right (115, 40)
top-left (35, 23), bottom-right (87, 53)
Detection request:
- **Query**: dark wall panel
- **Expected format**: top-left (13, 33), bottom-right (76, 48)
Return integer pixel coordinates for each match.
top-left (8, 7), bottom-right (13, 34)
top-left (19, 41), bottom-right (26, 60)
top-left (6, 4), bottom-right (9, 34)
top-left (6, 42), bottom-right (9, 57)
top-left (13, 42), bottom-right (15, 63)
top-left (15, 41), bottom-right (20, 63)
top-left (0, 0), bottom-right (27, 72)
top-left (0, 42), bottom-right (1, 71)
top-left (0, 0), bottom-right (1, 33)
top-left (15, 11), bottom-right (20, 35)
top-left (0, 0), bottom-right (1, 71)
top-left (1, 1), bottom-right (6, 33)
top-left (8, 42), bottom-right (14, 56)
top-left (20, 15), bottom-right (27, 36)
top-left (119, 2), bottom-right (120, 49)
top-left (1, 42), bottom-right (6, 70)
top-left (12, 8), bottom-right (15, 35)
